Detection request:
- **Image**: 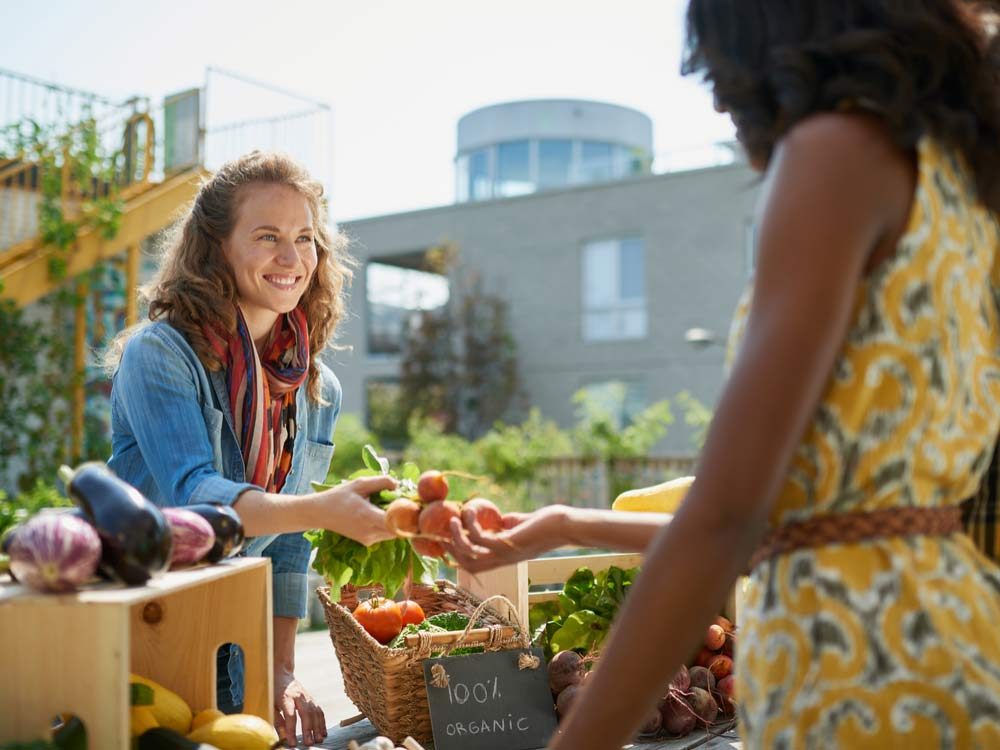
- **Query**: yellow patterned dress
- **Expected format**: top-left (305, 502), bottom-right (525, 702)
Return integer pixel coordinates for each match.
top-left (728, 138), bottom-right (1000, 749)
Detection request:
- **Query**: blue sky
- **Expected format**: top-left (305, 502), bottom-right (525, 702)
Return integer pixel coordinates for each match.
top-left (1, 0), bottom-right (735, 222)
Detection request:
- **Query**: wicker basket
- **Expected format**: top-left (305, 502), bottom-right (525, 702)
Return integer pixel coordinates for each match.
top-left (318, 580), bottom-right (530, 743)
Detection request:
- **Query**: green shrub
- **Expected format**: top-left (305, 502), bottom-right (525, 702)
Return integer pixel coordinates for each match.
top-left (0, 479), bottom-right (71, 537)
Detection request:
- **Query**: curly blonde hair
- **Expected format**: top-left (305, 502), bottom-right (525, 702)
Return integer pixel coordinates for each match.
top-left (108, 151), bottom-right (352, 402)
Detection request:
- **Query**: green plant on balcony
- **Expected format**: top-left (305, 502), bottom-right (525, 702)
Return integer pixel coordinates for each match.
top-left (0, 116), bottom-right (127, 491)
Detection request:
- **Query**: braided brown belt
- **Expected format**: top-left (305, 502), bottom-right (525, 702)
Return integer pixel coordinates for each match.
top-left (748, 505), bottom-right (964, 571)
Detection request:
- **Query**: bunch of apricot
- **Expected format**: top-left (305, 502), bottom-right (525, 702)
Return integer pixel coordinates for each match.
top-left (384, 470), bottom-right (503, 558)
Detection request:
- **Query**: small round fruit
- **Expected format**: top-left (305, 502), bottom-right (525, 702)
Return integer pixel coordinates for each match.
top-left (417, 470), bottom-right (449, 502)
top-left (418, 500), bottom-right (462, 539)
top-left (411, 537), bottom-right (445, 558)
top-left (462, 497), bottom-right (504, 532)
top-left (398, 599), bottom-right (426, 626)
top-left (548, 650), bottom-right (585, 694)
top-left (353, 598), bottom-right (404, 644)
top-left (704, 623), bottom-right (726, 650)
top-left (385, 498), bottom-right (421, 536)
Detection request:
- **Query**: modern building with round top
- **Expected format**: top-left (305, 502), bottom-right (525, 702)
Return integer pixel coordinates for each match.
top-left (455, 99), bottom-right (654, 202)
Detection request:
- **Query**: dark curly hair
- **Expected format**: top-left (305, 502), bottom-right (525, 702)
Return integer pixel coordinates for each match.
top-left (683, 0), bottom-right (1000, 212)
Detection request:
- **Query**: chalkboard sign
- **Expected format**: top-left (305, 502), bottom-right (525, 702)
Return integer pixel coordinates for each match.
top-left (423, 647), bottom-right (558, 750)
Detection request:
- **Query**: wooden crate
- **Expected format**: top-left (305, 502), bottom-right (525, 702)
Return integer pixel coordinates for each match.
top-left (458, 551), bottom-right (745, 635)
top-left (0, 557), bottom-right (273, 748)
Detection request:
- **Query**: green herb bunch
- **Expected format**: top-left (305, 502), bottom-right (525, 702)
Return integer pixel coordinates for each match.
top-left (305, 445), bottom-right (439, 601)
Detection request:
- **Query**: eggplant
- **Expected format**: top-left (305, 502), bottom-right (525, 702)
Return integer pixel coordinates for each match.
top-left (59, 463), bottom-right (173, 585)
top-left (161, 507), bottom-right (215, 567)
top-left (183, 504), bottom-right (245, 562)
top-left (7, 512), bottom-right (102, 593)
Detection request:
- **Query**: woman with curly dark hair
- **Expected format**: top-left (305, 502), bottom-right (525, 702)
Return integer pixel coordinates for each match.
top-left (106, 152), bottom-right (395, 747)
top-left (446, 2), bottom-right (1000, 747)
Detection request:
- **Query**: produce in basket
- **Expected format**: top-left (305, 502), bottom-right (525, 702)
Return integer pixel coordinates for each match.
top-left (353, 597), bottom-right (405, 644)
top-left (398, 599), bottom-right (426, 626)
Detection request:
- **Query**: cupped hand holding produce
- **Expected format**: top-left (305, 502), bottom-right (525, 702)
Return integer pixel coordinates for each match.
top-left (313, 475), bottom-right (398, 546)
top-left (443, 503), bottom-right (566, 573)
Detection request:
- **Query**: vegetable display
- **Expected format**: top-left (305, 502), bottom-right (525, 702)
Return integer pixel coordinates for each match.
top-left (58, 463), bottom-right (172, 585)
top-left (2, 463), bottom-right (248, 594)
top-left (536, 564), bottom-right (738, 740)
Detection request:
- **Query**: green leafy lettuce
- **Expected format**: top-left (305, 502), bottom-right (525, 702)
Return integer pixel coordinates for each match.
top-left (530, 564), bottom-right (639, 657)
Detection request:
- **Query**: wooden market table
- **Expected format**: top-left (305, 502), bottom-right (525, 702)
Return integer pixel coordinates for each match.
top-left (313, 718), bottom-right (742, 749)
top-left (0, 557), bottom-right (273, 748)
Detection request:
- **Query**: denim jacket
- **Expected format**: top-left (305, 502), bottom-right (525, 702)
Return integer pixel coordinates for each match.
top-left (108, 321), bottom-right (340, 619)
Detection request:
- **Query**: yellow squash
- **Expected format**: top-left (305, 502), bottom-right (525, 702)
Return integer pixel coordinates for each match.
top-left (130, 705), bottom-right (159, 737)
top-left (129, 674), bottom-right (193, 734)
top-left (191, 708), bottom-right (226, 730)
top-left (612, 475), bottom-right (695, 514)
top-left (186, 713), bottom-right (279, 750)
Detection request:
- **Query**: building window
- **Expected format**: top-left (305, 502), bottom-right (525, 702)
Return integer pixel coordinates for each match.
top-left (497, 140), bottom-right (532, 197)
top-left (577, 378), bottom-right (647, 430)
top-left (469, 148), bottom-right (492, 201)
top-left (579, 141), bottom-right (614, 183)
top-left (538, 139), bottom-right (573, 189)
top-left (582, 237), bottom-right (647, 342)
top-left (366, 262), bottom-right (449, 355)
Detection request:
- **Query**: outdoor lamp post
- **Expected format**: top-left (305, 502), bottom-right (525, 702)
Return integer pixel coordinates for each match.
top-left (684, 327), bottom-right (718, 349)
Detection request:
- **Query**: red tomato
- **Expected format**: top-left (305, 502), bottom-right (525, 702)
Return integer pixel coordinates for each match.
top-left (353, 598), bottom-right (403, 644)
top-left (398, 600), bottom-right (426, 627)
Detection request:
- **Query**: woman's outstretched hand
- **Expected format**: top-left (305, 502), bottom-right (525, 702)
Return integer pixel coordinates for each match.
top-left (314, 475), bottom-right (398, 546)
top-left (444, 504), bottom-right (569, 572)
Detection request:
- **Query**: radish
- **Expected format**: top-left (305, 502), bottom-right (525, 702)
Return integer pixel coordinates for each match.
top-left (415, 501), bottom-right (462, 558)
top-left (637, 709), bottom-right (662, 737)
top-left (462, 497), bottom-right (503, 533)
top-left (385, 499), bottom-right (421, 536)
top-left (556, 684), bottom-right (580, 719)
top-left (704, 623), bottom-right (725, 650)
top-left (694, 647), bottom-right (717, 668)
top-left (548, 650), bottom-right (584, 694)
top-left (417, 470), bottom-right (449, 502)
top-left (716, 674), bottom-right (736, 715)
top-left (687, 686), bottom-right (719, 725)
top-left (723, 631), bottom-right (736, 657)
top-left (669, 664), bottom-right (690, 692)
top-left (660, 693), bottom-right (696, 737)
top-left (688, 665), bottom-right (716, 693)
top-left (708, 654), bottom-right (733, 681)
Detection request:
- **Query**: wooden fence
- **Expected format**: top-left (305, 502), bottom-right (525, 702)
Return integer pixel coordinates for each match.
top-left (523, 455), bottom-right (697, 509)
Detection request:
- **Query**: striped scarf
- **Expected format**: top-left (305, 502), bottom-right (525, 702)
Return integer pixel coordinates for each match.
top-left (206, 307), bottom-right (310, 493)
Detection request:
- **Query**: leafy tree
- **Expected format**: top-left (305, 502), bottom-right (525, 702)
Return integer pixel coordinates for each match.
top-left (399, 250), bottom-right (522, 440)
